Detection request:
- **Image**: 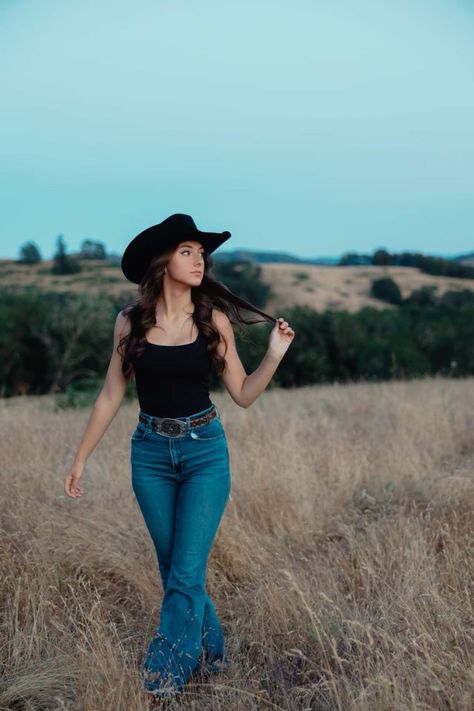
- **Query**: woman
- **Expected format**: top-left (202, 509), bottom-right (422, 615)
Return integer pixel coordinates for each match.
top-left (63, 213), bottom-right (295, 698)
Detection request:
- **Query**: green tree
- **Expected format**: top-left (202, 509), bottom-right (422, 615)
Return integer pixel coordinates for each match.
top-left (372, 249), bottom-right (391, 266)
top-left (405, 285), bottom-right (437, 307)
top-left (52, 234), bottom-right (81, 275)
top-left (80, 239), bottom-right (107, 260)
top-left (18, 241), bottom-right (42, 264)
top-left (339, 252), bottom-right (372, 266)
top-left (0, 288), bottom-right (113, 396)
top-left (266, 305), bottom-right (331, 386)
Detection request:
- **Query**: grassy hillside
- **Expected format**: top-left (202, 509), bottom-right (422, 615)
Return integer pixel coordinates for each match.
top-left (1, 376), bottom-right (473, 709)
top-left (260, 263), bottom-right (474, 313)
top-left (2, 258), bottom-right (474, 313)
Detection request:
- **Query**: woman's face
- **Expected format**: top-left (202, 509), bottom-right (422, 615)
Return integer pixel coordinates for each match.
top-left (165, 240), bottom-right (206, 286)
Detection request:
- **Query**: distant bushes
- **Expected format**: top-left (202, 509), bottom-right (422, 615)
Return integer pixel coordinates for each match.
top-left (339, 252), bottom-right (372, 266)
top-left (0, 258), bottom-right (275, 404)
top-left (415, 254), bottom-right (474, 279)
top-left (213, 259), bottom-right (273, 308)
top-left (262, 288), bottom-right (474, 386)
top-left (0, 281), bottom-right (473, 403)
top-left (0, 288), bottom-right (126, 399)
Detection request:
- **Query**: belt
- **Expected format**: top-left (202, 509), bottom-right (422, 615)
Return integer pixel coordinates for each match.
top-left (138, 405), bottom-right (218, 437)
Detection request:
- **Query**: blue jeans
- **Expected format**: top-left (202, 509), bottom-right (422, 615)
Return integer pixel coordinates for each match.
top-left (130, 403), bottom-right (231, 694)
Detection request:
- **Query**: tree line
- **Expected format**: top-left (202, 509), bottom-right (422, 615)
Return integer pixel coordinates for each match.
top-left (18, 235), bottom-right (111, 274)
top-left (16, 238), bottom-right (474, 280)
top-left (340, 248), bottom-right (474, 279)
top-left (0, 271), bottom-right (472, 407)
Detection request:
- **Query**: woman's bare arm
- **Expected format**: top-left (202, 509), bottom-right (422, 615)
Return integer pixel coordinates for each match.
top-left (212, 309), bottom-right (294, 409)
top-left (64, 310), bottom-right (131, 497)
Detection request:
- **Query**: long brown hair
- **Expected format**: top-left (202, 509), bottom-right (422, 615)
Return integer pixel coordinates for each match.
top-left (117, 245), bottom-right (277, 379)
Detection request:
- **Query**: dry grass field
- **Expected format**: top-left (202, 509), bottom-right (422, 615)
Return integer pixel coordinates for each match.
top-left (2, 258), bottom-right (473, 314)
top-left (1, 376), bottom-right (474, 710)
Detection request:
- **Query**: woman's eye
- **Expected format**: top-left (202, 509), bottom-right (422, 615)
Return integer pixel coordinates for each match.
top-left (182, 250), bottom-right (204, 256)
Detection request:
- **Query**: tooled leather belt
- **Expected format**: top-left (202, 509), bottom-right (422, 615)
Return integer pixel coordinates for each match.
top-left (138, 405), bottom-right (218, 437)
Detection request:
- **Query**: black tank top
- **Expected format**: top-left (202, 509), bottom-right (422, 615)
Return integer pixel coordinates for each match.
top-left (132, 331), bottom-right (213, 418)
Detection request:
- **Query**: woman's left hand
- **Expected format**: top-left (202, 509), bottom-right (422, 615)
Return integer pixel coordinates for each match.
top-left (268, 317), bottom-right (296, 359)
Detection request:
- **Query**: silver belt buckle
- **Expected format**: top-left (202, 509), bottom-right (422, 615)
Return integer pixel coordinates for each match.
top-left (155, 418), bottom-right (186, 437)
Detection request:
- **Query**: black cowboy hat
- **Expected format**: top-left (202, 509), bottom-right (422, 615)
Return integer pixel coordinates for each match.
top-left (121, 213), bottom-right (231, 284)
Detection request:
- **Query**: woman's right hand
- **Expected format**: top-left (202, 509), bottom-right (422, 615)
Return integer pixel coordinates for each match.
top-left (64, 461), bottom-right (85, 498)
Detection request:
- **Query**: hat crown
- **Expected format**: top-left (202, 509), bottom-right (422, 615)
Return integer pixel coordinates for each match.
top-left (161, 213), bottom-right (198, 234)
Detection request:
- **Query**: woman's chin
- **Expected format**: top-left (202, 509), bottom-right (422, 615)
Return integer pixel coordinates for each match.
top-left (172, 276), bottom-right (202, 287)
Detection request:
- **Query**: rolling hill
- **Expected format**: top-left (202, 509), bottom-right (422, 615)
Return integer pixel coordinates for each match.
top-left (1, 258), bottom-right (473, 313)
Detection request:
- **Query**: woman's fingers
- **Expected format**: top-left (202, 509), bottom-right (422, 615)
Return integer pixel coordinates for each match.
top-left (277, 317), bottom-right (295, 335)
top-left (64, 461), bottom-right (86, 498)
top-left (72, 480), bottom-right (83, 496)
top-left (65, 473), bottom-right (84, 498)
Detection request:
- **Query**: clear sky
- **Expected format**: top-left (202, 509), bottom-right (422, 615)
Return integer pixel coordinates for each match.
top-left (1, 0), bottom-right (473, 260)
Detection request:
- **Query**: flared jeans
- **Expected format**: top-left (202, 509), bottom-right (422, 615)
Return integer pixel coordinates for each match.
top-left (130, 403), bottom-right (231, 694)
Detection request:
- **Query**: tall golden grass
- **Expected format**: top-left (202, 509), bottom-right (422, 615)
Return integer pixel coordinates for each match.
top-left (1, 376), bottom-right (473, 710)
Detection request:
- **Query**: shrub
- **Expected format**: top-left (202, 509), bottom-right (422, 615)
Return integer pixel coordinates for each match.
top-left (370, 277), bottom-right (402, 305)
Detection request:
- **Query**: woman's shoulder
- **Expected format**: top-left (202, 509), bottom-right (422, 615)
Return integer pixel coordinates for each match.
top-left (211, 308), bottom-right (232, 333)
top-left (115, 307), bottom-right (132, 340)
top-left (210, 309), bottom-right (236, 350)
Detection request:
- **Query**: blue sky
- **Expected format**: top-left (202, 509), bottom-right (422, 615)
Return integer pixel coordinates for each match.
top-left (1, 0), bottom-right (473, 260)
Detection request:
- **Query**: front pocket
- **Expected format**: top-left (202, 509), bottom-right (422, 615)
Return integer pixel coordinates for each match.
top-left (131, 423), bottom-right (148, 441)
